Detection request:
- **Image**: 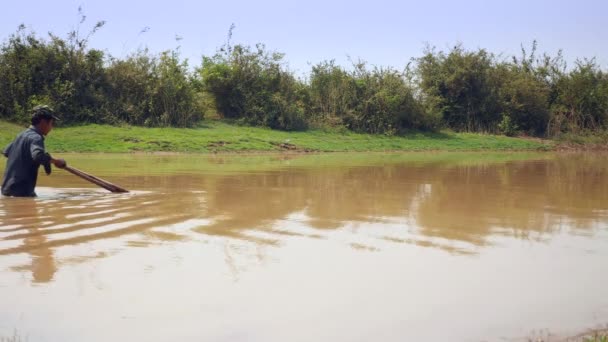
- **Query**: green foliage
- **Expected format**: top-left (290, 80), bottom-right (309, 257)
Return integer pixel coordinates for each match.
top-left (104, 49), bottom-right (203, 127)
top-left (584, 334), bottom-right (608, 342)
top-left (149, 50), bottom-right (200, 127)
top-left (347, 63), bottom-right (434, 134)
top-left (415, 42), bottom-right (607, 137)
top-left (0, 18), bottom-right (606, 137)
top-left (197, 28), bottom-right (307, 131)
top-left (548, 59), bottom-right (608, 136)
top-left (307, 60), bottom-right (357, 126)
top-left (0, 11), bottom-right (202, 128)
top-left (0, 12), bottom-right (107, 125)
top-left (103, 50), bottom-right (156, 125)
top-left (496, 68), bottom-right (549, 135)
top-left (308, 60), bottom-right (435, 134)
top-left (417, 45), bottom-right (503, 132)
top-left (497, 114), bottom-right (518, 136)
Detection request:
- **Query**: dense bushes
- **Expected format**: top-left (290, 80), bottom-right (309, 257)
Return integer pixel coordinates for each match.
top-left (104, 50), bottom-right (202, 127)
top-left (548, 60), bottom-right (608, 136)
top-left (0, 22), bottom-right (201, 127)
top-left (496, 64), bottom-right (550, 136)
top-left (103, 51), bottom-right (156, 125)
top-left (0, 22), bottom-right (606, 137)
top-left (417, 46), bottom-right (503, 133)
top-left (415, 43), bottom-right (608, 136)
top-left (197, 42), bottom-right (307, 131)
top-left (0, 25), bottom-right (107, 124)
top-left (308, 61), bottom-right (434, 134)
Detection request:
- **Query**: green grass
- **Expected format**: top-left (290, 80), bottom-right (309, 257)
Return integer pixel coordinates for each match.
top-left (555, 131), bottom-right (608, 149)
top-left (584, 334), bottom-right (608, 342)
top-left (1, 120), bottom-right (553, 153)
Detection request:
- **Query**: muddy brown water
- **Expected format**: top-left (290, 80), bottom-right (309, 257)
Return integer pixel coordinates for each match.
top-left (1, 152), bottom-right (607, 341)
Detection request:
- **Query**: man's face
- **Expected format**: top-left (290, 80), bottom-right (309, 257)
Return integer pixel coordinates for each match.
top-left (39, 119), bottom-right (54, 136)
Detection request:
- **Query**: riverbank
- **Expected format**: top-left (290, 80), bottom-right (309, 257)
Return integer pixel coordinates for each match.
top-left (525, 328), bottom-right (608, 342)
top-left (1, 120), bottom-right (559, 153)
top-left (0, 120), bottom-right (608, 153)
top-left (554, 132), bottom-right (608, 152)
top-left (3, 119), bottom-right (606, 153)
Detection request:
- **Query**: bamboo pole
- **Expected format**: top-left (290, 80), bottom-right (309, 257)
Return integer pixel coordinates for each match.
top-left (63, 166), bottom-right (129, 193)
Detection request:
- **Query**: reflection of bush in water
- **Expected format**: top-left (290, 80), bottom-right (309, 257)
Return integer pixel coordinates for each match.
top-left (7, 156), bottom-right (608, 245)
top-left (195, 155), bottom-right (608, 248)
top-left (416, 154), bottom-right (608, 245)
top-left (2, 154), bottom-right (607, 274)
top-left (0, 329), bottom-right (26, 342)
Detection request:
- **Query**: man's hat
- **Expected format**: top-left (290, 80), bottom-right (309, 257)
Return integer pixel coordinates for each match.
top-left (31, 105), bottom-right (60, 121)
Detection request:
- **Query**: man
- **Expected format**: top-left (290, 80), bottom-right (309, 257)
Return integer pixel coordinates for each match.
top-left (2, 105), bottom-right (67, 197)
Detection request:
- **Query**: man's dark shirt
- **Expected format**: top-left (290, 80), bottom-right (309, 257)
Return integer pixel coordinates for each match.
top-left (2, 126), bottom-right (51, 197)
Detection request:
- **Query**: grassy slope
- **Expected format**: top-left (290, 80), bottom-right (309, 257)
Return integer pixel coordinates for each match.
top-left (0, 120), bottom-right (552, 153)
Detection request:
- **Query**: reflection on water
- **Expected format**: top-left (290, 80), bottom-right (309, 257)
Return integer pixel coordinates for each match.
top-left (4, 153), bottom-right (604, 262)
top-left (0, 152), bottom-right (607, 341)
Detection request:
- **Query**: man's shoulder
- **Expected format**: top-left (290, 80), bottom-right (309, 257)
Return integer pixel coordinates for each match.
top-left (22, 127), bottom-right (43, 141)
top-left (10, 128), bottom-right (42, 148)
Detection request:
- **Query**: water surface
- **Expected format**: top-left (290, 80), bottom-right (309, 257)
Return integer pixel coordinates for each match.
top-left (1, 152), bottom-right (607, 341)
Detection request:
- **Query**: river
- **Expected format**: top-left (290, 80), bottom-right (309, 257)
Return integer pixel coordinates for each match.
top-left (1, 152), bottom-right (607, 341)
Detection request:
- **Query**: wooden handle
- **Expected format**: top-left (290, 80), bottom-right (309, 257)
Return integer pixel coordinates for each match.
top-left (63, 165), bottom-right (129, 193)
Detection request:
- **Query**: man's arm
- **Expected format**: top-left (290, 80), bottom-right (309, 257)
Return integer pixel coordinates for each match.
top-left (30, 136), bottom-right (66, 171)
top-left (2, 142), bottom-right (12, 158)
top-left (30, 135), bottom-right (51, 164)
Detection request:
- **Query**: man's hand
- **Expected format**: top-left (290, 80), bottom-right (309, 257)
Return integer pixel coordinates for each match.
top-left (43, 162), bottom-right (52, 175)
top-left (52, 158), bottom-right (67, 169)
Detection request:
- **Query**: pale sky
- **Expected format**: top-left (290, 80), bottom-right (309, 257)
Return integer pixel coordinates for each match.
top-left (1, 0), bottom-right (607, 75)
